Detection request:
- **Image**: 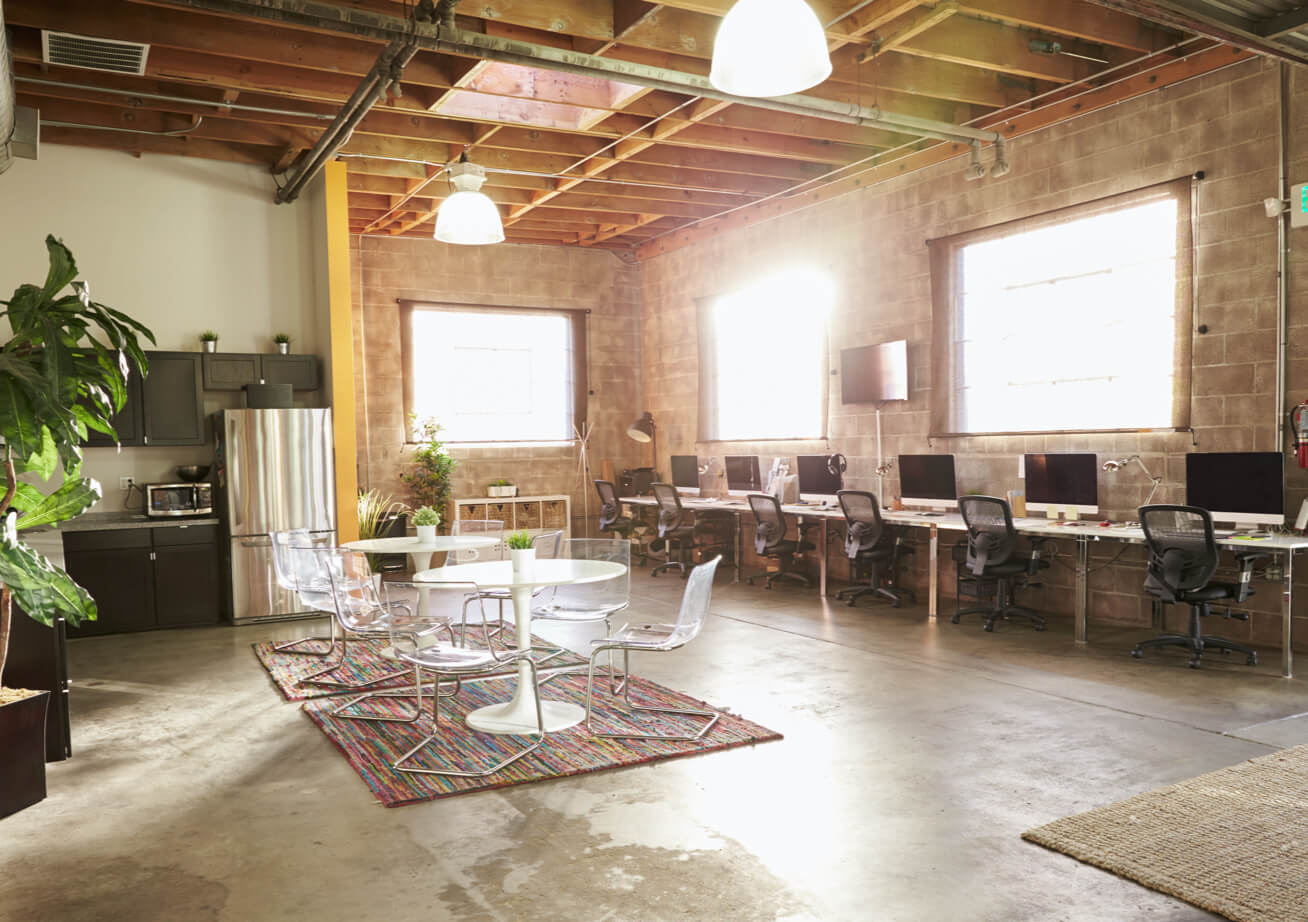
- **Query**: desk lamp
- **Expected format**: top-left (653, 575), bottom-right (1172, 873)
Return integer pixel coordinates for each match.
top-left (627, 412), bottom-right (656, 473)
top-left (1102, 456), bottom-right (1162, 518)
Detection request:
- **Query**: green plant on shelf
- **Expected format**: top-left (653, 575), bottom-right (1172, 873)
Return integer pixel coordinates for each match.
top-left (506, 530), bottom-right (533, 550)
top-left (0, 236), bottom-right (155, 688)
top-left (489, 478), bottom-right (513, 487)
top-left (199, 330), bottom-right (218, 342)
top-left (273, 333), bottom-right (291, 344)
top-left (412, 506), bottom-right (440, 527)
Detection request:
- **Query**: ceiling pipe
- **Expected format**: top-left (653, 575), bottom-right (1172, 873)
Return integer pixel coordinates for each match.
top-left (148, 0), bottom-right (1001, 146)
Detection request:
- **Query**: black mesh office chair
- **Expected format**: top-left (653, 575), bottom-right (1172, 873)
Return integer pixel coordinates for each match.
top-left (595, 480), bottom-right (634, 539)
top-left (1135, 505), bottom-right (1264, 668)
top-left (835, 490), bottom-right (915, 608)
top-left (954, 495), bottom-right (1047, 632)
top-left (651, 482), bottom-right (696, 578)
top-left (746, 493), bottom-right (816, 589)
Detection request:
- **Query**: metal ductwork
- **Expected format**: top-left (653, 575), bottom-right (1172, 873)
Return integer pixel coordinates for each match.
top-left (153, 0), bottom-right (1002, 147)
top-left (0, 0), bottom-right (38, 176)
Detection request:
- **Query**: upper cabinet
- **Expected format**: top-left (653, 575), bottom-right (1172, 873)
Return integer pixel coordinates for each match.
top-left (141, 353), bottom-right (206, 446)
top-left (202, 353), bottom-right (320, 392)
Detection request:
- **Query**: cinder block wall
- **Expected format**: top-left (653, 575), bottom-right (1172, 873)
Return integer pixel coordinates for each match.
top-left (639, 57), bottom-right (1308, 648)
top-left (350, 235), bottom-right (645, 533)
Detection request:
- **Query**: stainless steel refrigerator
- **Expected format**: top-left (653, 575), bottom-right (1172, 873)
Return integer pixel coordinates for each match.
top-left (216, 408), bottom-right (336, 625)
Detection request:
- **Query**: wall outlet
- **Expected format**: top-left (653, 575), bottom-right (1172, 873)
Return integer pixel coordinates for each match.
top-left (119, 477), bottom-right (134, 491)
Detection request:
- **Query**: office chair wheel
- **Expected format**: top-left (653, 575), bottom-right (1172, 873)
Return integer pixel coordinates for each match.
top-left (950, 614), bottom-right (961, 624)
top-left (1131, 647), bottom-right (1144, 658)
top-left (746, 577), bottom-right (755, 585)
top-left (1247, 653), bottom-right (1258, 666)
top-left (983, 622), bottom-right (994, 632)
top-left (1034, 623), bottom-right (1045, 632)
top-left (1188, 657), bottom-right (1202, 669)
top-left (1219, 648), bottom-right (1230, 655)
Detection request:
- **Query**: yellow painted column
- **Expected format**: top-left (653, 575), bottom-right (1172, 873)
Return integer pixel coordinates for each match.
top-left (324, 160), bottom-right (359, 543)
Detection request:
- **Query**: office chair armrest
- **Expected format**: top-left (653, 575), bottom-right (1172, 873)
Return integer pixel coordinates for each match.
top-left (1232, 551), bottom-right (1270, 603)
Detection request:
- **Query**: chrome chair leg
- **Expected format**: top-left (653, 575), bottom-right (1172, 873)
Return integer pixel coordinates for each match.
top-left (331, 675), bottom-right (461, 723)
top-left (585, 648), bottom-right (718, 742)
top-left (272, 616), bottom-right (340, 657)
top-left (298, 633), bottom-right (413, 690)
top-left (393, 659), bottom-right (546, 778)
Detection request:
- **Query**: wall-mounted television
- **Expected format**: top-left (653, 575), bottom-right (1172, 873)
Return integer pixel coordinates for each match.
top-left (841, 339), bottom-right (908, 403)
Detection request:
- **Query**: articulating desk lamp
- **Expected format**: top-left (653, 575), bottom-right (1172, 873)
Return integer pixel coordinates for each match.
top-left (627, 411), bottom-right (657, 477)
top-left (1102, 455), bottom-right (1162, 525)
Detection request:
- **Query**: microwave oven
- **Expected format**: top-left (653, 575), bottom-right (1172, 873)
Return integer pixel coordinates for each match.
top-left (145, 482), bottom-right (214, 517)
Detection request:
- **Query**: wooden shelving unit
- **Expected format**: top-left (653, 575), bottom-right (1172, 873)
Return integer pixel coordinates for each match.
top-left (451, 494), bottom-right (571, 539)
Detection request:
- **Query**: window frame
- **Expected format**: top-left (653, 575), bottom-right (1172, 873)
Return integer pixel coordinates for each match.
top-left (398, 300), bottom-right (589, 445)
top-left (927, 178), bottom-right (1195, 439)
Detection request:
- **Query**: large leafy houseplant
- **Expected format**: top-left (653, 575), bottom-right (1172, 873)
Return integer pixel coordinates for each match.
top-left (401, 416), bottom-right (456, 526)
top-left (0, 236), bottom-right (154, 688)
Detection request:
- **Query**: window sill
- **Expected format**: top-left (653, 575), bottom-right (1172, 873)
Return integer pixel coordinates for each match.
top-left (929, 427), bottom-right (1190, 439)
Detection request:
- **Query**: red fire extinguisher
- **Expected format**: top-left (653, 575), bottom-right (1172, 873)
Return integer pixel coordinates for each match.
top-left (1292, 400), bottom-right (1308, 468)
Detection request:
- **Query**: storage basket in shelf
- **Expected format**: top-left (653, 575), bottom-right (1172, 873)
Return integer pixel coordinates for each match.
top-left (541, 500), bottom-right (567, 530)
top-left (517, 501), bottom-right (541, 529)
top-left (485, 502), bottom-right (514, 527)
top-left (459, 503), bottom-right (486, 521)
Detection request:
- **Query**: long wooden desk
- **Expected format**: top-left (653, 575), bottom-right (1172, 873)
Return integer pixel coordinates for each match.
top-left (619, 495), bottom-right (1308, 678)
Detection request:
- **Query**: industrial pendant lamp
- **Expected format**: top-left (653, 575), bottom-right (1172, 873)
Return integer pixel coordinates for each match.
top-left (710, 0), bottom-right (832, 98)
top-left (434, 153), bottom-right (504, 245)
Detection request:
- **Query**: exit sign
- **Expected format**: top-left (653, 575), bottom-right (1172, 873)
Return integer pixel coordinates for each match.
top-left (1295, 182), bottom-right (1308, 229)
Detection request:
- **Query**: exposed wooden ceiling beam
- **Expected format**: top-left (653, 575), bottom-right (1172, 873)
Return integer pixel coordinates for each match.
top-left (1079, 0), bottom-right (1308, 66)
top-left (955, 0), bottom-right (1174, 52)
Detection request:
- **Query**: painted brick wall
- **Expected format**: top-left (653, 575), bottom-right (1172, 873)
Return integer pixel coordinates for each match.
top-left (639, 57), bottom-right (1308, 648)
top-left (350, 235), bottom-right (644, 533)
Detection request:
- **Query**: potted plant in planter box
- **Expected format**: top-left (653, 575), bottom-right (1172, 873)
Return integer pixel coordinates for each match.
top-left (0, 236), bottom-right (154, 819)
top-left (488, 478), bottom-right (517, 498)
top-left (412, 506), bottom-right (440, 542)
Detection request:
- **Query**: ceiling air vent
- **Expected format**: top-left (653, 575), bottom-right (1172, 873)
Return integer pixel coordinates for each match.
top-left (42, 31), bottom-right (150, 75)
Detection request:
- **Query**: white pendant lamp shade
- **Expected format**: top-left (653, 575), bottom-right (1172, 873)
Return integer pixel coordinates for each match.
top-left (710, 0), bottom-right (832, 98)
top-left (434, 158), bottom-right (505, 245)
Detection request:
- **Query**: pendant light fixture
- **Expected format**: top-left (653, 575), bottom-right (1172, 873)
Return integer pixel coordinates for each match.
top-left (710, 0), bottom-right (832, 98)
top-left (434, 152), bottom-right (505, 245)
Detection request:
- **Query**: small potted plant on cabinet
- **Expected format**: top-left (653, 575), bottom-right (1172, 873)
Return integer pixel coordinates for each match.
top-left (488, 478), bottom-right (517, 498)
top-left (200, 330), bottom-right (218, 353)
top-left (412, 506), bottom-right (440, 542)
top-left (273, 333), bottom-right (291, 355)
top-left (507, 530), bottom-right (534, 575)
top-left (0, 236), bottom-right (154, 819)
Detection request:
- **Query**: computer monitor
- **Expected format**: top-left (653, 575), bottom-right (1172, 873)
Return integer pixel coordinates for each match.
top-left (796, 454), bottom-right (842, 501)
top-left (725, 455), bottom-right (761, 495)
top-left (670, 454), bottom-right (700, 495)
top-left (1185, 452), bottom-right (1284, 527)
top-left (1024, 453), bottom-right (1099, 516)
top-left (898, 454), bottom-right (957, 510)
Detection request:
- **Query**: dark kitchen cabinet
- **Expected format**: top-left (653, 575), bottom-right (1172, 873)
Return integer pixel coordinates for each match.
top-left (142, 352), bottom-right (205, 446)
top-left (202, 352), bottom-right (320, 392)
top-left (82, 355), bottom-right (143, 448)
top-left (63, 525), bottom-right (220, 635)
top-left (63, 529), bottom-right (155, 637)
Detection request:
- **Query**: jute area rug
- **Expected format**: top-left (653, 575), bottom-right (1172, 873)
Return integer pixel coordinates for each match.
top-left (1023, 744), bottom-right (1308, 922)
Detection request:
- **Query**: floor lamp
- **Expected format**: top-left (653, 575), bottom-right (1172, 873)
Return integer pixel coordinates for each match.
top-left (627, 412), bottom-right (656, 476)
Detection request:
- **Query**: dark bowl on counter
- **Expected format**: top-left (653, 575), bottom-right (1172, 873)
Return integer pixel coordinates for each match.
top-left (175, 465), bottom-right (211, 483)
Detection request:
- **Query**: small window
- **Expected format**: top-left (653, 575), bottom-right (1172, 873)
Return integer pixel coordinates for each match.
top-left (698, 268), bottom-right (832, 441)
top-left (401, 303), bottom-right (586, 443)
top-left (929, 180), bottom-right (1194, 436)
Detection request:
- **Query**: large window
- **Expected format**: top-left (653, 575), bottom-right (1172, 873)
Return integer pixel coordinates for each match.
top-left (698, 267), bottom-right (832, 441)
top-left (929, 180), bottom-right (1193, 436)
top-left (401, 303), bottom-right (585, 443)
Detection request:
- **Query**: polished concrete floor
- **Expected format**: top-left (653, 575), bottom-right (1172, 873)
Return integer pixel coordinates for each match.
top-left (4, 568), bottom-right (1307, 922)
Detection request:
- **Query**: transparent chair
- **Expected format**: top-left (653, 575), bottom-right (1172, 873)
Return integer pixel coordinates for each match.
top-left (448, 518), bottom-right (505, 640)
top-left (585, 555), bottom-right (721, 741)
top-left (532, 537), bottom-right (631, 679)
top-left (288, 543), bottom-right (415, 693)
top-left (467, 529), bottom-right (564, 644)
top-left (315, 549), bottom-right (463, 723)
top-left (269, 529), bottom-right (337, 656)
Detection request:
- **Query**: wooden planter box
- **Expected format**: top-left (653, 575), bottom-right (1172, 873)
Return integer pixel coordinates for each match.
top-left (0, 691), bottom-right (50, 818)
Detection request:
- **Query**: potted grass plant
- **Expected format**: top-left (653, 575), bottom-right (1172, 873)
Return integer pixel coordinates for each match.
top-left (412, 506), bottom-right (440, 542)
top-left (488, 478), bottom-right (517, 498)
top-left (199, 330), bottom-right (218, 353)
top-left (357, 488), bottom-right (409, 575)
top-left (273, 333), bottom-right (291, 355)
top-left (0, 236), bottom-right (154, 818)
top-left (507, 530), bottom-right (534, 576)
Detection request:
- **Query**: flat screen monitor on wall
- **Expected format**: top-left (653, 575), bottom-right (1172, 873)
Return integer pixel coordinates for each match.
top-left (1024, 453), bottom-right (1099, 515)
top-left (796, 454), bottom-right (842, 500)
top-left (670, 455), bottom-right (700, 495)
top-left (841, 339), bottom-right (908, 404)
top-left (1185, 452), bottom-right (1284, 527)
top-left (725, 455), bottom-right (761, 495)
top-left (898, 454), bottom-right (957, 510)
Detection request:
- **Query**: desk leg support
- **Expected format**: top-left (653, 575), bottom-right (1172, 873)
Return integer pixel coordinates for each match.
top-left (818, 517), bottom-right (828, 598)
top-left (733, 514), bottom-right (742, 583)
top-left (1074, 536), bottom-right (1089, 645)
top-left (1281, 550), bottom-right (1295, 679)
top-left (928, 525), bottom-right (938, 621)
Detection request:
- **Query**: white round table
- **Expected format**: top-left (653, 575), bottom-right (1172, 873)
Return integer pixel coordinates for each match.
top-left (346, 535), bottom-right (498, 618)
top-left (414, 557), bottom-right (627, 735)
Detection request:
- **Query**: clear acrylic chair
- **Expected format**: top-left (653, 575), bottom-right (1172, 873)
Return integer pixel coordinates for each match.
top-left (585, 555), bottom-right (721, 741)
top-left (381, 580), bottom-right (547, 779)
top-left (532, 537), bottom-right (631, 681)
top-left (318, 549), bottom-right (461, 723)
top-left (269, 529), bottom-right (338, 656)
top-left (289, 543), bottom-right (415, 693)
top-left (467, 529), bottom-right (564, 644)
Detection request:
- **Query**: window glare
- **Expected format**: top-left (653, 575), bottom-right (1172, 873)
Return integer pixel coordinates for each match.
top-left (411, 310), bottom-right (573, 442)
top-left (956, 198), bottom-right (1178, 434)
top-left (713, 268), bottom-right (831, 440)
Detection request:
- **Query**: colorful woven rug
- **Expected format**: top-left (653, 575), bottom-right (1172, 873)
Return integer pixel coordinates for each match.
top-left (301, 672), bottom-right (783, 806)
top-left (1023, 744), bottom-right (1308, 922)
top-left (253, 627), bottom-right (588, 701)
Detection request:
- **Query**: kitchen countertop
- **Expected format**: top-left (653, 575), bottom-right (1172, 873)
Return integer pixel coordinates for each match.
top-left (28, 511), bottom-right (221, 534)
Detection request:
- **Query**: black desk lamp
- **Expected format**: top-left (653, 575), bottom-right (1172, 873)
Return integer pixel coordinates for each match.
top-left (627, 412), bottom-right (656, 472)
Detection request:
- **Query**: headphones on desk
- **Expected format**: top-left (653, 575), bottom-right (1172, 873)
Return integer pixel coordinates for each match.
top-left (827, 453), bottom-right (847, 477)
